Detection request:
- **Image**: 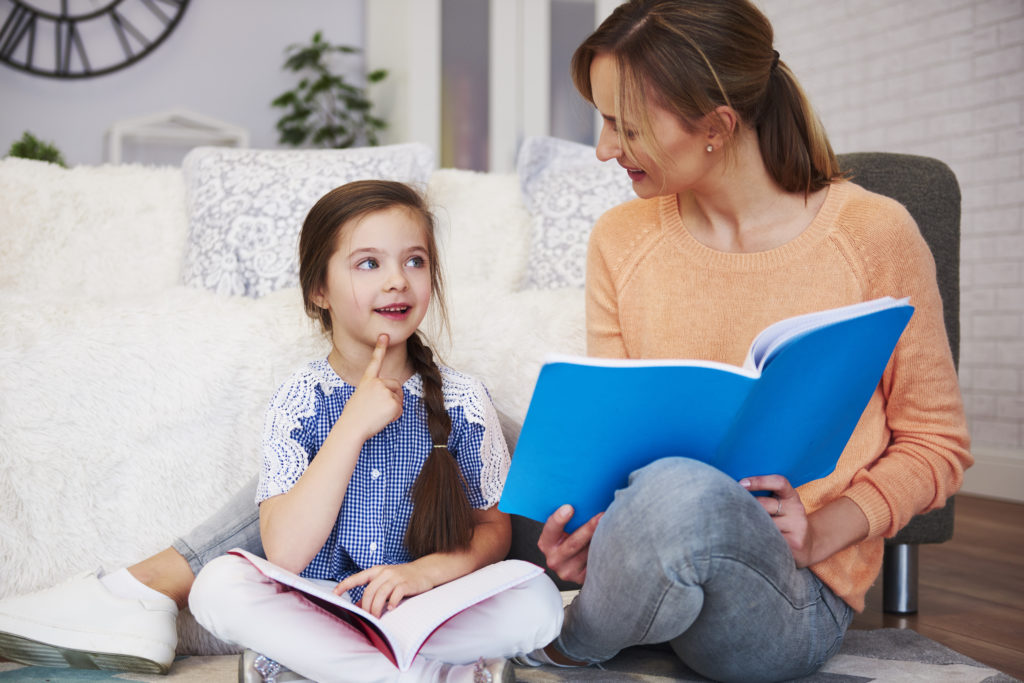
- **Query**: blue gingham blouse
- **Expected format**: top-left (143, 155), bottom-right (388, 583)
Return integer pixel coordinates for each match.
top-left (256, 358), bottom-right (510, 600)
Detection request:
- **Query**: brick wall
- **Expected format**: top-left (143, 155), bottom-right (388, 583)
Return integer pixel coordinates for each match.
top-left (760, 0), bottom-right (1024, 500)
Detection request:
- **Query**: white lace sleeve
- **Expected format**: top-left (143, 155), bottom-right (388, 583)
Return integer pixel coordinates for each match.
top-left (257, 365), bottom-right (321, 503)
top-left (440, 366), bottom-right (511, 507)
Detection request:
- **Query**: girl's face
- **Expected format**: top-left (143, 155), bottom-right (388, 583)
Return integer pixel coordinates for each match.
top-left (315, 206), bottom-right (433, 355)
top-left (590, 53), bottom-right (714, 199)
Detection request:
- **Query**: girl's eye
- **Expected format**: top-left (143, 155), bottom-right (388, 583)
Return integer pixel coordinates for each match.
top-left (406, 256), bottom-right (426, 268)
top-left (356, 258), bottom-right (379, 270)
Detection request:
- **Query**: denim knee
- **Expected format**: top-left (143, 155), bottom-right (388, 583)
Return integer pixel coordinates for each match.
top-left (620, 458), bottom-right (750, 525)
top-left (627, 457), bottom-right (733, 495)
top-left (172, 476), bottom-right (262, 575)
top-left (596, 458), bottom-right (764, 572)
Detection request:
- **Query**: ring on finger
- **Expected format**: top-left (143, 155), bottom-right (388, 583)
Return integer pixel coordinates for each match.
top-left (772, 497), bottom-right (783, 517)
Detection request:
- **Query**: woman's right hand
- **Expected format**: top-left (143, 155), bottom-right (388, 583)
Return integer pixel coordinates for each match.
top-left (339, 334), bottom-right (404, 442)
top-left (537, 504), bottom-right (603, 584)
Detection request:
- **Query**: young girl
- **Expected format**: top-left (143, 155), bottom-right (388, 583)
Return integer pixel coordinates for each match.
top-left (187, 180), bottom-right (562, 683)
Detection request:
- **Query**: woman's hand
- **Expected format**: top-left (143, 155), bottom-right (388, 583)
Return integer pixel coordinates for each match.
top-left (741, 474), bottom-right (869, 568)
top-left (741, 474), bottom-right (813, 566)
top-left (537, 504), bottom-right (603, 584)
top-left (338, 334), bottom-right (404, 442)
top-left (334, 563), bottom-right (434, 618)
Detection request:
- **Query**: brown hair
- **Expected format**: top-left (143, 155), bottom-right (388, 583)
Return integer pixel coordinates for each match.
top-left (298, 179), bottom-right (473, 558)
top-left (570, 0), bottom-right (841, 195)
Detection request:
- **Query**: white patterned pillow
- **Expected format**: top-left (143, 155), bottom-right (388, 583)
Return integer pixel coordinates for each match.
top-left (182, 144), bottom-right (435, 297)
top-left (517, 136), bottom-right (636, 290)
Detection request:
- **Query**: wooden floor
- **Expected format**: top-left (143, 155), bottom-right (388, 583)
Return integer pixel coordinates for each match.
top-left (851, 494), bottom-right (1024, 680)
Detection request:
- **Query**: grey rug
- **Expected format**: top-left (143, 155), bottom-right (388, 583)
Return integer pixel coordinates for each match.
top-left (0, 629), bottom-right (1018, 681)
top-left (514, 629), bottom-right (1020, 682)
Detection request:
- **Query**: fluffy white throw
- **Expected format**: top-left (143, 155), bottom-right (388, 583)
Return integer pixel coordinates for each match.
top-left (0, 160), bottom-right (585, 653)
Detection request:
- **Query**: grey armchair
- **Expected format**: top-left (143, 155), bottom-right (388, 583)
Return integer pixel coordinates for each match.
top-left (838, 152), bottom-right (962, 614)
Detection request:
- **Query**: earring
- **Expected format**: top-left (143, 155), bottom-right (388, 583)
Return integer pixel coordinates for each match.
top-left (706, 144), bottom-right (714, 153)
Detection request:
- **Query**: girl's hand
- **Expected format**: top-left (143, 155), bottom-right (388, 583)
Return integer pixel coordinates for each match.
top-left (340, 334), bottom-right (404, 442)
top-left (537, 504), bottom-right (603, 584)
top-left (333, 563), bottom-right (434, 618)
top-left (740, 475), bottom-right (813, 566)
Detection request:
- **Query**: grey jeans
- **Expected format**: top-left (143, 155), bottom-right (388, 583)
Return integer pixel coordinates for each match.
top-left (555, 457), bottom-right (853, 683)
top-left (171, 474), bottom-right (263, 575)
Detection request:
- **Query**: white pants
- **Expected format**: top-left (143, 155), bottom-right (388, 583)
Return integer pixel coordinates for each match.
top-left (189, 554), bottom-right (564, 683)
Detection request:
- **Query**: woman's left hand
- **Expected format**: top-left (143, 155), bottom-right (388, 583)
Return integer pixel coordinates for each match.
top-left (740, 475), bottom-right (814, 567)
top-left (334, 563), bottom-right (433, 617)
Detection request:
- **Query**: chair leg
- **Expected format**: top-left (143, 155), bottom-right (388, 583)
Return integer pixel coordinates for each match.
top-left (883, 543), bottom-right (919, 614)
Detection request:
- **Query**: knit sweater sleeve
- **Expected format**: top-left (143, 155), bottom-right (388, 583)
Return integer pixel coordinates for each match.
top-left (837, 196), bottom-right (972, 538)
top-left (585, 199), bottom-right (657, 358)
top-left (585, 219), bottom-right (625, 358)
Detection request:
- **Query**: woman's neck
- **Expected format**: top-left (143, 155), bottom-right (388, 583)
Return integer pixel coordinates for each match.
top-left (679, 128), bottom-right (828, 254)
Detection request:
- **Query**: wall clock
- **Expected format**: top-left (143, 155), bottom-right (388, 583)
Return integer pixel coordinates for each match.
top-left (0, 0), bottom-right (191, 79)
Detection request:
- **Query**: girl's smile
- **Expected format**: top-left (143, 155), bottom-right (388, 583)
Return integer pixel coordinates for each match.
top-left (374, 304), bottom-right (412, 320)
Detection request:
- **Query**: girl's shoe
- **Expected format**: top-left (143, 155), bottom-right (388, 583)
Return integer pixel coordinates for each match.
top-left (0, 571), bottom-right (178, 674)
top-left (472, 657), bottom-right (514, 683)
top-left (440, 657), bottom-right (513, 683)
top-left (238, 649), bottom-right (310, 683)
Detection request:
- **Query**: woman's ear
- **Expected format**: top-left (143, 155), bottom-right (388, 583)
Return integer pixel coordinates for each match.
top-left (706, 105), bottom-right (738, 145)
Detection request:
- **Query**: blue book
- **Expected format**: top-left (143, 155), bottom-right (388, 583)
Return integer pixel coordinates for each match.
top-left (498, 297), bottom-right (914, 532)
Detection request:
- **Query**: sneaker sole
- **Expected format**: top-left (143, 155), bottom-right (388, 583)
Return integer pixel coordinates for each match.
top-left (0, 630), bottom-right (170, 674)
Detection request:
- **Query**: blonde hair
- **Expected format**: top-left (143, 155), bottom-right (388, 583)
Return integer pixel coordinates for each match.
top-left (571, 0), bottom-right (842, 195)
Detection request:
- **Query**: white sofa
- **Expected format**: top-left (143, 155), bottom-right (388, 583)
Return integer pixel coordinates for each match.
top-left (0, 138), bottom-right (636, 654)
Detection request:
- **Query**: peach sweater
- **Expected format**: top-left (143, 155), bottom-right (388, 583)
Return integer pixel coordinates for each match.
top-left (585, 180), bottom-right (972, 611)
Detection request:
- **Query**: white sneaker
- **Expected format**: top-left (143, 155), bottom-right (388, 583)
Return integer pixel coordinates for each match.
top-left (0, 571), bottom-right (178, 674)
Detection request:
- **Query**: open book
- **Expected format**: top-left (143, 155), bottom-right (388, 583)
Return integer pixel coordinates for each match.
top-left (498, 297), bottom-right (914, 532)
top-left (228, 549), bottom-right (542, 671)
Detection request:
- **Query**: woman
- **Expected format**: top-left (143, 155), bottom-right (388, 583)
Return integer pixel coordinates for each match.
top-left (523, 1), bottom-right (971, 681)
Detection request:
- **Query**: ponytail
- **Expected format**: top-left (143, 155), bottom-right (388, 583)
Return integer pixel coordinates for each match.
top-left (757, 61), bottom-right (841, 195)
top-left (403, 332), bottom-right (474, 558)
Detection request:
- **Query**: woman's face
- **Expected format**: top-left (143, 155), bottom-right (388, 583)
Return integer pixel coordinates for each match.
top-left (590, 53), bottom-right (714, 199)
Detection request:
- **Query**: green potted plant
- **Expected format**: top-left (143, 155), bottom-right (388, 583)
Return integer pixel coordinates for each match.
top-left (272, 32), bottom-right (388, 148)
top-left (7, 131), bottom-right (67, 167)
